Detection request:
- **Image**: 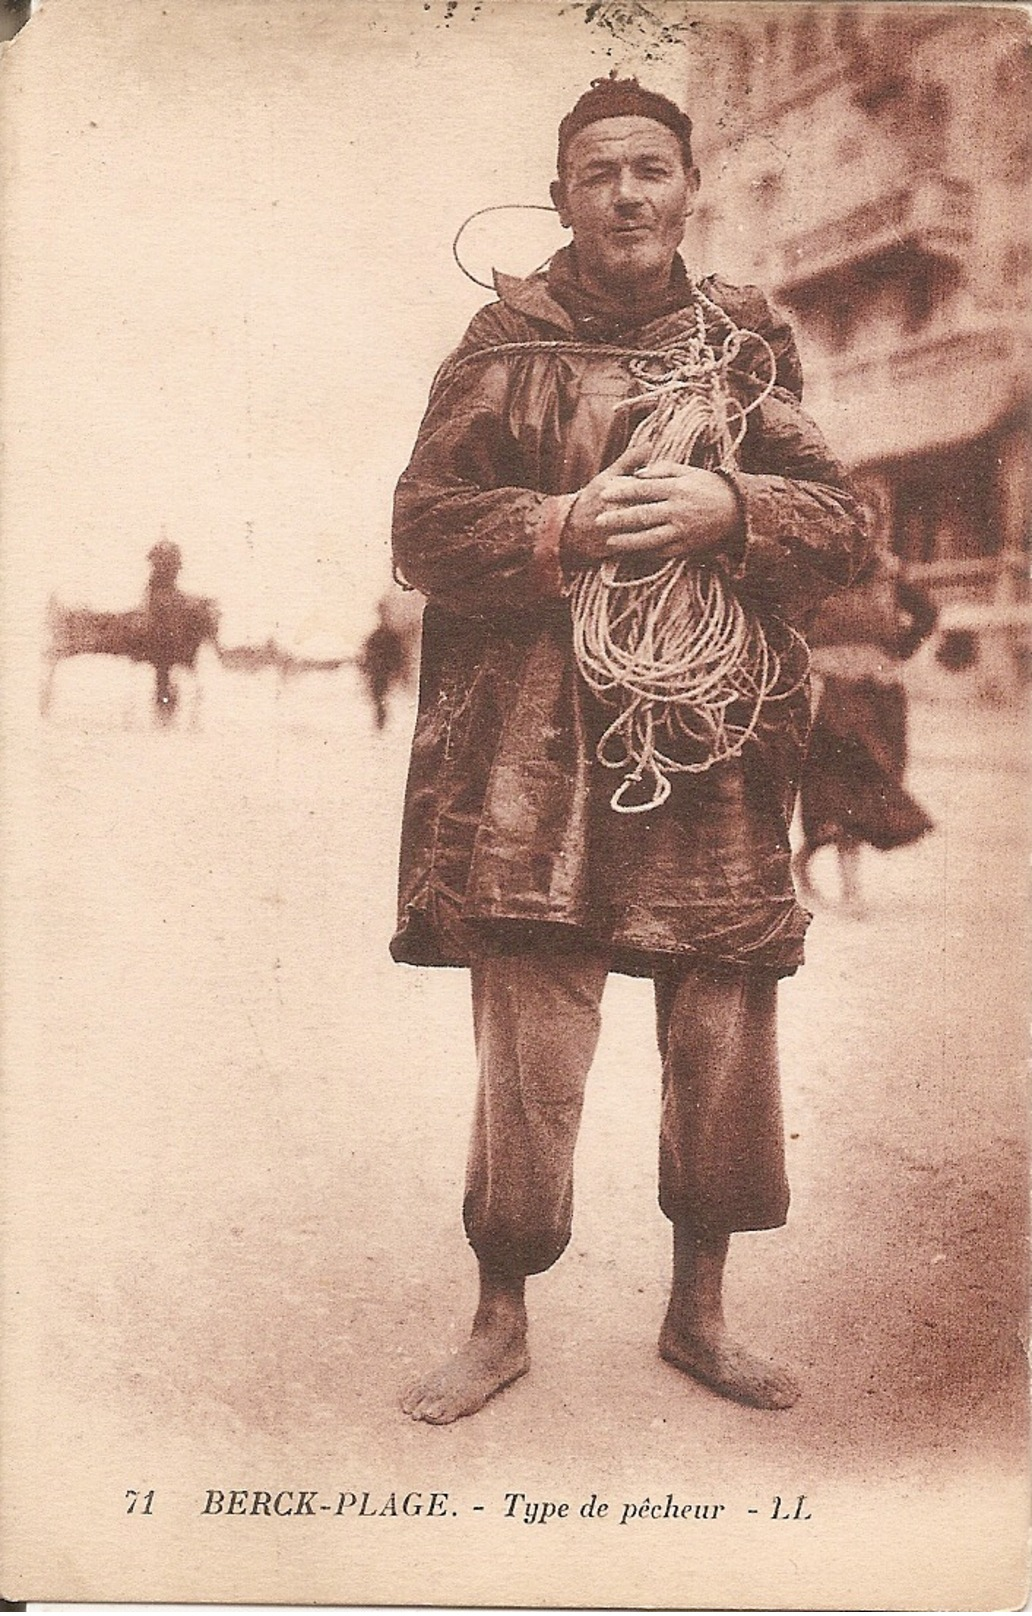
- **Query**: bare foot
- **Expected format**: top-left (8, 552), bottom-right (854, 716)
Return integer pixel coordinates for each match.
top-left (659, 1319), bottom-right (800, 1411)
top-left (401, 1274), bottom-right (530, 1425)
top-left (400, 1331), bottom-right (529, 1425)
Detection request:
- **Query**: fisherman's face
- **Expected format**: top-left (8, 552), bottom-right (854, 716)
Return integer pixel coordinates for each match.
top-left (550, 116), bottom-right (699, 299)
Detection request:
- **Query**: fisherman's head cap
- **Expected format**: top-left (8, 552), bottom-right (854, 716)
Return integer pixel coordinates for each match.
top-left (556, 75), bottom-right (695, 174)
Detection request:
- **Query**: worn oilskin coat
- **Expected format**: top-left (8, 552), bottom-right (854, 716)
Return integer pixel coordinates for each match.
top-left (390, 266), bottom-right (871, 977)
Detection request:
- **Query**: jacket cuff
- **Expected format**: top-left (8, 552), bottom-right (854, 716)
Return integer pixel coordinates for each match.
top-left (712, 468), bottom-right (749, 573)
top-left (721, 468), bottom-right (808, 583)
top-left (527, 492), bottom-right (580, 600)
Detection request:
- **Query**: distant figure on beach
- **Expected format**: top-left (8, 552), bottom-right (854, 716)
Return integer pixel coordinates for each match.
top-left (356, 595), bottom-right (418, 729)
top-left (143, 541), bottom-right (214, 722)
top-left (42, 540), bottom-right (219, 725)
top-left (793, 551), bottom-right (937, 915)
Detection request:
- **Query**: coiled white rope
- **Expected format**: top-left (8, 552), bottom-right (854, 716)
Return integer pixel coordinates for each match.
top-left (568, 286), bottom-right (809, 813)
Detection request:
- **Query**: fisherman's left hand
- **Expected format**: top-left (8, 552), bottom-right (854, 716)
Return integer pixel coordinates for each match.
top-left (593, 461), bottom-right (743, 561)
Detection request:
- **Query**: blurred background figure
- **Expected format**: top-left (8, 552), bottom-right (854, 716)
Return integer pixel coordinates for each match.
top-left (144, 540), bottom-right (217, 723)
top-left (794, 544), bottom-right (939, 916)
top-left (42, 541), bottom-right (220, 727)
top-left (356, 588), bottom-right (421, 730)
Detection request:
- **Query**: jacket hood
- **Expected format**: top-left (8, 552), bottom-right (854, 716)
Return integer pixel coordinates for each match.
top-left (492, 257), bottom-right (716, 340)
top-left (492, 268), bottom-right (576, 334)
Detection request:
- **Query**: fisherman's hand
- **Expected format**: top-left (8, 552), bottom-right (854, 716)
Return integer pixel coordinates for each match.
top-left (564, 454), bottom-right (742, 565)
top-left (561, 440), bottom-right (654, 563)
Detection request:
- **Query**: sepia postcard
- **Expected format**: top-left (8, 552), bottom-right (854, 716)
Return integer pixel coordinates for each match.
top-left (0, 0), bottom-right (1028, 1607)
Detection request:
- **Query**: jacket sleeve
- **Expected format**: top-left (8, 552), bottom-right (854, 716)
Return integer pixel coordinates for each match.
top-left (721, 288), bottom-right (872, 622)
top-left (392, 307), bottom-right (576, 620)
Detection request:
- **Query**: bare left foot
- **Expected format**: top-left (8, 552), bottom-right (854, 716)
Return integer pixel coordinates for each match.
top-left (659, 1319), bottom-right (800, 1411)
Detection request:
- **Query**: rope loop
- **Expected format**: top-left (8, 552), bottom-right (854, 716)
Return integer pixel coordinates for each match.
top-left (451, 204), bottom-right (561, 290)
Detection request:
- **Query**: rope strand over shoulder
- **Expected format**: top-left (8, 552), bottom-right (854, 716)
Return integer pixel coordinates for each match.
top-left (567, 283), bottom-right (809, 813)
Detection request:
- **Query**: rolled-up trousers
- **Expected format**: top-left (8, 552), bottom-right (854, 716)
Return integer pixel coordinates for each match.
top-left (463, 945), bottom-right (790, 1277)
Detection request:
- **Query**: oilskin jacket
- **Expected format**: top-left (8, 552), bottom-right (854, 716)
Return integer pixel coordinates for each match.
top-left (390, 264), bottom-right (870, 977)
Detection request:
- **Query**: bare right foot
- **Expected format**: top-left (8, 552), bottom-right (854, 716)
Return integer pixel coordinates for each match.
top-left (401, 1273), bottom-right (529, 1425)
top-left (400, 1331), bottom-right (529, 1425)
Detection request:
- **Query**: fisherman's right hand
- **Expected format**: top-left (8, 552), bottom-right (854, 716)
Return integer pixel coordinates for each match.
top-left (561, 441), bottom-right (654, 564)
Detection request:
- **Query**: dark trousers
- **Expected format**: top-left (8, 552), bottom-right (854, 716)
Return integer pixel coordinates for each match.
top-left (463, 945), bottom-right (789, 1277)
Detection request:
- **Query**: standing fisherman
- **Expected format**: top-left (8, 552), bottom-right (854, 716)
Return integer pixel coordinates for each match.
top-left (390, 77), bottom-right (869, 1423)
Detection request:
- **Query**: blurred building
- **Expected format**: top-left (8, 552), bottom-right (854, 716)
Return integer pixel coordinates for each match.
top-left (690, 4), bottom-right (1030, 648)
